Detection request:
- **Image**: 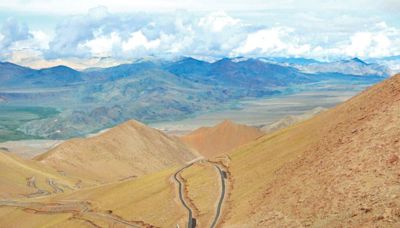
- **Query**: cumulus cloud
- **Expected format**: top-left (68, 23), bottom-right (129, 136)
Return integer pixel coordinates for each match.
top-left (329, 22), bottom-right (400, 59)
top-left (344, 32), bottom-right (391, 57)
top-left (0, 18), bottom-right (32, 48)
top-left (83, 32), bottom-right (122, 57)
top-left (45, 6), bottom-right (112, 58)
top-left (122, 31), bottom-right (161, 52)
top-left (198, 11), bottom-right (240, 32)
top-left (0, 18), bottom-right (33, 59)
top-left (2, 5), bottom-right (400, 66)
top-left (232, 27), bottom-right (311, 57)
top-left (42, 7), bottom-right (253, 59)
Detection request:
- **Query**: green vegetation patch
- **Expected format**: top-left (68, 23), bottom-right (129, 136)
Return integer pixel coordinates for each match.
top-left (0, 106), bottom-right (59, 142)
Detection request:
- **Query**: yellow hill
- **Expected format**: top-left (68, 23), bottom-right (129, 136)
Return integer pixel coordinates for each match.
top-left (0, 166), bottom-right (188, 227)
top-left (180, 120), bottom-right (264, 158)
top-left (0, 150), bottom-right (81, 199)
top-left (35, 120), bottom-right (199, 182)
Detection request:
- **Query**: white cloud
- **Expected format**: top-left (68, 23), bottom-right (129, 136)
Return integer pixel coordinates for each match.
top-left (0, 18), bottom-right (32, 50)
top-left (341, 23), bottom-right (400, 58)
top-left (345, 32), bottom-right (373, 57)
top-left (2, 6), bottom-right (400, 65)
top-left (84, 32), bottom-right (122, 57)
top-left (9, 49), bottom-right (128, 70)
top-left (198, 11), bottom-right (240, 32)
top-left (122, 31), bottom-right (160, 51)
top-left (41, 8), bottom-right (252, 59)
top-left (0, 18), bottom-right (35, 60)
top-left (370, 34), bottom-right (391, 56)
top-left (233, 27), bottom-right (311, 57)
top-left (31, 30), bottom-right (50, 49)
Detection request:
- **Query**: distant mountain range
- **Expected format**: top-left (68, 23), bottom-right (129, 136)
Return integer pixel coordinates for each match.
top-left (0, 57), bottom-right (389, 89)
top-left (367, 55), bottom-right (400, 74)
top-left (0, 62), bottom-right (82, 88)
top-left (0, 57), bottom-right (388, 140)
top-left (294, 57), bottom-right (390, 77)
top-left (257, 57), bottom-right (391, 77)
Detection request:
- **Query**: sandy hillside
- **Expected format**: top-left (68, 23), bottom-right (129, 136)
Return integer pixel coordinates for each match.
top-left (261, 106), bottom-right (327, 133)
top-left (0, 167), bottom-right (187, 228)
top-left (223, 74), bottom-right (400, 227)
top-left (0, 150), bottom-right (81, 198)
top-left (180, 120), bottom-right (264, 158)
top-left (35, 119), bottom-right (199, 182)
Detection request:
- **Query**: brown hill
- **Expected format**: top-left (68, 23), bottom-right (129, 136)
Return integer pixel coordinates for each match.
top-left (35, 120), bottom-right (199, 182)
top-left (180, 120), bottom-right (264, 158)
top-left (222, 74), bottom-right (400, 227)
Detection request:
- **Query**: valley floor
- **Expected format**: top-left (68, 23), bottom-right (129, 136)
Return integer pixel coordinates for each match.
top-left (151, 85), bottom-right (367, 132)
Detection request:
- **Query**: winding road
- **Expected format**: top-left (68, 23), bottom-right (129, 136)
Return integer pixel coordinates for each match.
top-left (210, 165), bottom-right (226, 228)
top-left (0, 200), bottom-right (145, 227)
top-left (173, 163), bottom-right (196, 228)
top-left (26, 176), bottom-right (51, 198)
top-left (47, 178), bottom-right (64, 193)
top-left (173, 161), bottom-right (228, 228)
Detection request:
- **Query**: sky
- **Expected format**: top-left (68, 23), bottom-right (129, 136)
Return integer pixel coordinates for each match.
top-left (0, 0), bottom-right (400, 69)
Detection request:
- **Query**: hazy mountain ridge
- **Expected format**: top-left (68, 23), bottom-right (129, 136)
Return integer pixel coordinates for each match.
top-left (294, 57), bottom-right (390, 77)
top-left (0, 64), bottom-right (83, 88)
top-left (0, 57), bottom-right (388, 140)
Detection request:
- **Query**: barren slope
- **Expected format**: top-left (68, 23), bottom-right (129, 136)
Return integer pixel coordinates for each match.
top-left (0, 150), bottom-right (81, 199)
top-left (180, 120), bottom-right (264, 158)
top-left (35, 120), bottom-right (198, 182)
top-left (0, 167), bottom-right (187, 228)
top-left (261, 106), bottom-right (327, 133)
top-left (223, 74), bottom-right (400, 227)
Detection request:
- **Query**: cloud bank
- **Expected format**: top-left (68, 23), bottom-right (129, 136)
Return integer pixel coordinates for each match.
top-left (1, 5), bottom-right (400, 68)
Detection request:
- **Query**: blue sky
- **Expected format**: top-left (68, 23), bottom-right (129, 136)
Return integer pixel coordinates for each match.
top-left (0, 0), bottom-right (400, 69)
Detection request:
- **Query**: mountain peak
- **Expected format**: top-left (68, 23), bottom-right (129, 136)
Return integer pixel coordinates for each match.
top-left (350, 57), bottom-right (367, 65)
top-left (41, 65), bottom-right (78, 72)
top-left (178, 56), bottom-right (206, 64)
top-left (35, 119), bottom-right (198, 182)
top-left (121, 119), bottom-right (146, 128)
top-left (215, 57), bottom-right (233, 63)
top-left (181, 120), bottom-right (264, 158)
top-left (218, 119), bottom-right (236, 127)
top-left (0, 61), bottom-right (33, 70)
